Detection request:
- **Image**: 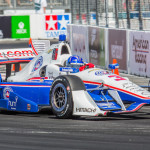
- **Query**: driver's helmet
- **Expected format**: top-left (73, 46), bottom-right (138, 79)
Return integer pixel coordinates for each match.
top-left (66, 55), bottom-right (84, 69)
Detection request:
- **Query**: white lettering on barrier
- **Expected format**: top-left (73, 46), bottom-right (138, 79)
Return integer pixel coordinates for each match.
top-left (111, 45), bottom-right (123, 59)
top-left (45, 31), bottom-right (66, 38)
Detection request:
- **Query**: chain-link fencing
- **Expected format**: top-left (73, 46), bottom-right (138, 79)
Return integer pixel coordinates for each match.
top-left (71, 0), bottom-right (150, 30)
top-left (0, 0), bottom-right (70, 12)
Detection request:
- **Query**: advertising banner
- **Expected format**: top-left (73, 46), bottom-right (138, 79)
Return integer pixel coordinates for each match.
top-left (108, 29), bottom-right (127, 71)
top-left (0, 48), bottom-right (34, 60)
top-left (72, 25), bottom-right (88, 62)
top-left (11, 16), bottom-right (30, 38)
top-left (88, 27), bottom-right (105, 66)
top-left (0, 16), bottom-right (11, 39)
top-left (44, 14), bottom-right (71, 39)
top-left (129, 31), bottom-right (150, 77)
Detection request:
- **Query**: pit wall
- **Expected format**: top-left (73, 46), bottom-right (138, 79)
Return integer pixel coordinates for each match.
top-left (0, 14), bottom-right (71, 39)
top-left (67, 24), bottom-right (150, 77)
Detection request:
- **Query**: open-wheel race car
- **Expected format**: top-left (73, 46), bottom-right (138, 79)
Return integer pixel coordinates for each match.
top-left (0, 35), bottom-right (150, 118)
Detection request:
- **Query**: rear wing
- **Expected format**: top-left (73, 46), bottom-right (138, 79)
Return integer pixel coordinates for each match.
top-left (0, 39), bottom-right (50, 80)
top-left (0, 48), bottom-right (35, 65)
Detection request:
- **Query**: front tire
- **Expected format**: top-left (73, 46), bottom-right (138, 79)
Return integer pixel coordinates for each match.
top-left (50, 75), bottom-right (85, 119)
top-left (50, 76), bottom-right (73, 118)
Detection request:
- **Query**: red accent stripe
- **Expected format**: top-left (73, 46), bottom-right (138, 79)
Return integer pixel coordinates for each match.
top-left (0, 60), bottom-right (31, 64)
top-left (27, 77), bottom-right (48, 81)
top-left (115, 103), bottom-right (146, 114)
top-left (0, 84), bottom-right (50, 87)
top-left (31, 41), bottom-right (38, 55)
top-left (83, 80), bottom-right (150, 99)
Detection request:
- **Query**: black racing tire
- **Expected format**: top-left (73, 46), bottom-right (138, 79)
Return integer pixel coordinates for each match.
top-left (50, 75), bottom-right (85, 119)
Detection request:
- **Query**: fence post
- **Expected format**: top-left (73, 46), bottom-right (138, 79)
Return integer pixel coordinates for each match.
top-left (79, 0), bottom-right (82, 24)
top-left (114, 0), bottom-right (119, 28)
top-left (96, 0), bottom-right (99, 26)
top-left (138, 0), bottom-right (143, 30)
top-left (87, 0), bottom-right (90, 25)
top-left (105, 0), bottom-right (108, 27)
top-left (126, 0), bottom-right (130, 29)
top-left (70, 0), bottom-right (73, 24)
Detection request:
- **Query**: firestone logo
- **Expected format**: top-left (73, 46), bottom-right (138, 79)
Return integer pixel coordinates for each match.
top-left (16, 22), bottom-right (27, 34)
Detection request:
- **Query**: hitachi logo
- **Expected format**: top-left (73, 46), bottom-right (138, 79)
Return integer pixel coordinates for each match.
top-left (76, 108), bottom-right (96, 113)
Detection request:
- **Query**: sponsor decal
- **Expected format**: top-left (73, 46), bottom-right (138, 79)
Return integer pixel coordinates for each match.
top-left (3, 87), bottom-right (13, 100)
top-left (32, 56), bottom-right (43, 72)
top-left (98, 102), bottom-right (115, 108)
top-left (45, 15), bottom-right (70, 38)
top-left (52, 78), bottom-right (63, 86)
top-left (9, 96), bottom-right (18, 110)
top-left (109, 29), bottom-right (127, 70)
top-left (11, 16), bottom-right (30, 38)
top-left (132, 36), bottom-right (149, 51)
top-left (67, 86), bottom-right (70, 91)
top-left (16, 22), bottom-right (27, 34)
top-left (95, 71), bottom-right (112, 76)
top-left (111, 45), bottom-right (123, 59)
top-left (88, 68), bottom-right (100, 73)
top-left (27, 104), bottom-right (31, 110)
top-left (90, 49), bottom-right (98, 58)
top-left (40, 77), bottom-right (45, 82)
top-left (132, 35), bottom-right (149, 73)
top-left (0, 30), bottom-right (3, 39)
top-left (76, 108), bottom-right (96, 113)
top-left (0, 49), bottom-right (34, 59)
top-left (108, 75), bottom-right (126, 81)
top-left (47, 49), bottom-right (53, 54)
top-left (60, 67), bottom-right (74, 72)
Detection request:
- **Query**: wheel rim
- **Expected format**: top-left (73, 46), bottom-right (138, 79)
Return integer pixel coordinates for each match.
top-left (52, 83), bottom-right (67, 112)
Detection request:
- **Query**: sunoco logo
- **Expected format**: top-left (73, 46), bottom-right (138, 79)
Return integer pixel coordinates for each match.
top-left (16, 22), bottom-right (27, 34)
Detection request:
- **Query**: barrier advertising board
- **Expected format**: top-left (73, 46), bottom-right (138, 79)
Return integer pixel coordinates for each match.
top-left (88, 27), bottom-right (105, 66)
top-left (11, 16), bottom-right (30, 38)
top-left (72, 25), bottom-right (88, 62)
top-left (129, 31), bottom-right (150, 77)
top-left (0, 16), bottom-right (11, 39)
top-left (44, 14), bottom-right (71, 39)
top-left (66, 24), bottom-right (71, 43)
top-left (108, 29), bottom-right (127, 71)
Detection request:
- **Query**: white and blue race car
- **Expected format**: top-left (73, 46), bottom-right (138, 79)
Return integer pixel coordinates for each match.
top-left (0, 36), bottom-right (150, 118)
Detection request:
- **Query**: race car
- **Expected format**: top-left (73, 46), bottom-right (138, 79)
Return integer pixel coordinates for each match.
top-left (0, 35), bottom-right (150, 119)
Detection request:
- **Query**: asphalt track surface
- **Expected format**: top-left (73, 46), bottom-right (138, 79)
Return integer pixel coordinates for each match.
top-left (0, 40), bottom-right (150, 150)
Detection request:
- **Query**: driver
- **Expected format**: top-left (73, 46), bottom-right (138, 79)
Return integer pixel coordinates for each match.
top-left (66, 55), bottom-right (95, 72)
top-left (66, 55), bottom-right (84, 70)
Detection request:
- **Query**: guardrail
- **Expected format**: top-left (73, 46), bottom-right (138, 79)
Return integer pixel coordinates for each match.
top-left (67, 24), bottom-right (150, 78)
